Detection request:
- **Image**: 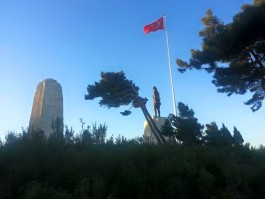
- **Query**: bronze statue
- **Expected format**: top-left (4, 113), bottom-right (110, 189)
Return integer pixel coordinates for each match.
top-left (153, 86), bottom-right (161, 117)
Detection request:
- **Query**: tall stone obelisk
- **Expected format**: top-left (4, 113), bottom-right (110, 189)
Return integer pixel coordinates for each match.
top-left (29, 78), bottom-right (63, 137)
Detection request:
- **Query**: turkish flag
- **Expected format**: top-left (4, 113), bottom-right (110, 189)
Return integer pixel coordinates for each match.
top-left (144, 17), bottom-right (164, 34)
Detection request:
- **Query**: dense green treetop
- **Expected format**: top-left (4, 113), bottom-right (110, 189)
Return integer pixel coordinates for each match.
top-left (233, 127), bottom-right (244, 146)
top-left (85, 71), bottom-right (139, 108)
top-left (177, 1), bottom-right (265, 111)
top-left (164, 102), bottom-right (204, 145)
top-left (176, 102), bottom-right (204, 145)
top-left (161, 102), bottom-right (245, 147)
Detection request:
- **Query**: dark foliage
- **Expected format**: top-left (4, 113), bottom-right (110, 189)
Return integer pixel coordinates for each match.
top-left (162, 102), bottom-right (245, 148)
top-left (233, 127), bottom-right (244, 146)
top-left (85, 71), bottom-right (139, 108)
top-left (163, 102), bottom-right (203, 145)
top-left (175, 102), bottom-right (204, 145)
top-left (176, 1), bottom-right (265, 111)
top-left (0, 129), bottom-right (265, 198)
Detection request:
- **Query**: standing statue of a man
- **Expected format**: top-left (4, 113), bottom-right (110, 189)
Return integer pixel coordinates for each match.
top-left (153, 86), bottom-right (161, 117)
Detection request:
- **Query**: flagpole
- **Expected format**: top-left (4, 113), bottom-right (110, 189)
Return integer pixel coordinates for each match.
top-left (163, 16), bottom-right (177, 116)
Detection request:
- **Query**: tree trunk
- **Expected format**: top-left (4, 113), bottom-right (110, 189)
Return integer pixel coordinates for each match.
top-left (140, 104), bottom-right (166, 144)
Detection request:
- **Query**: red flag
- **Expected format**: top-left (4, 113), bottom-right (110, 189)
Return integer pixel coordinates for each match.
top-left (144, 17), bottom-right (164, 34)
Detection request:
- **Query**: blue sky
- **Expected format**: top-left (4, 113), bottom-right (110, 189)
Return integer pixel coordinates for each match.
top-left (0, 0), bottom-right (264, 146)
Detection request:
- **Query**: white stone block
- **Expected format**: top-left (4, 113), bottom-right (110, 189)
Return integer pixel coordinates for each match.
top-left (144, 116), bottom-right (167, 144)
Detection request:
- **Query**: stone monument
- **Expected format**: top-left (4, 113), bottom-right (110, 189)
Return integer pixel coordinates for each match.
top-left (144, 86), bottom-right (168, 144)
top-left (144, 116), bottom-right (168, 144)
top-left (29, 78), bottom-right (63, 137)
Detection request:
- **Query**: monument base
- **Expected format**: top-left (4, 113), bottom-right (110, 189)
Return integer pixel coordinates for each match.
top-left (144, 116), bottom-right (168, 144)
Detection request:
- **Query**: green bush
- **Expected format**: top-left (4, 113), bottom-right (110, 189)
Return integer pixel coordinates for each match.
top-left (1, 130), bottom-right (265, 198)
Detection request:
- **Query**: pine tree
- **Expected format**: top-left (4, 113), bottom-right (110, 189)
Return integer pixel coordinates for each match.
top-left (233, 127), bottom-right (244, 146)
top-left (177, 1), bottom-right (265, 111)
top-left (219, 124), bottom-right (233, 146)
top-left (203, 123), bottom-right (237, 147)
top-left (160, 119), bottom-right (176, 143)
top-left (203, 122), bottom-right (220, 146)
top-left (85, 71), bottom-right (166, 144)
top-left (175, 102), bottom-right (203, 145)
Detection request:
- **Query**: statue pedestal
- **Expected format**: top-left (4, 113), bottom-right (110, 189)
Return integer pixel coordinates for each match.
top-left (144, 116), bottom-right (167, 144)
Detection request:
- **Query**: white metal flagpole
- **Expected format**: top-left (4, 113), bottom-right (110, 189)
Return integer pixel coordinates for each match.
top-left (163, 16), bottom-right (177, 116)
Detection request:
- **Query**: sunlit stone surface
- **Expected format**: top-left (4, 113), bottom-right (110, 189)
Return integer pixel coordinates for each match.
top-left (144, 116), bottom-right (167, 144)
top-left (29, 78), bottom-right (63, 137)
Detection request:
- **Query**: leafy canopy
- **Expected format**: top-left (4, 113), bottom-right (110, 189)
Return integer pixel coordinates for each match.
top-left (85, 71), bottom-right (139, 108)
top-left (176, 102), bottom-right (204, 145)
top-left (177, 1), bottom-right (265, 111)
top-left (165, 102), bottom-right (204, 145)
